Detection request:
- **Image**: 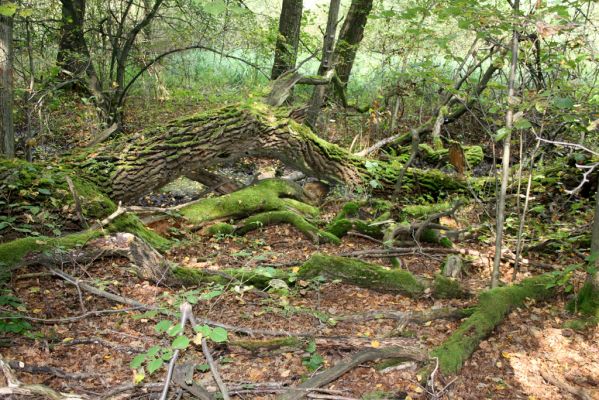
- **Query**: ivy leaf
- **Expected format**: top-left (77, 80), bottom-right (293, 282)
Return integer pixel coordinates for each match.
top-left (0, 3), bottom-right (17, 17)
top-left (209, 327), bottom-right (228, 343)
top-left (196, 363), bottom-right (210, 372)
top-left (154, 320), bottom-right (172, 333)
top-left (494, 127), bottom-right (512, 142)
top-left (513, 118), bottom-right (532, 130)
top-left (167, 324), bottom-right (183, 336)
top-left (146, 346), bottom-right (161, 357)
top-left (200, 290), bottom-right (222, 301)
top-left (553, 97), bottom-right (574, 109)
top-left (193, 324), bottom-right (212, 336)
top-left (147, 358), bottom-right (163, 374)
top-left (130, 354), bottom-right (146, 369)
top-left (171, 336), bottom-right (190, 350)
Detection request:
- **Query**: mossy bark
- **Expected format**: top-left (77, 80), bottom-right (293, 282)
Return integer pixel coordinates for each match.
top-left (235, 211), bottom-right (340, 244)
top-left (171, 265), bottom-right (293, 289)
top-left (178, 179), bottom-right (318, 225)
top-left (58, 102), bottom-right (478, 202)
top-left (1, 159), bottom-right (170, 268)
top-left (432, 272), bottom-right (559, 374)
top-left (298, 253), bottom-right (467, 298)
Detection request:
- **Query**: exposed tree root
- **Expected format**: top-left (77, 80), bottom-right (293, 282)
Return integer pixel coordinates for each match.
top-left (231, 336), bottom-right (420, 353)
top-left (431, 271), bottom-right (563, 374)
top-left (298, 253), bottom-right (469, 298)
top-left (278, 346), bottom-right (428, 400)
top-left (234, 210), bottom-right (340, 244)
top-left (540, 368), bottom-right (595, 400)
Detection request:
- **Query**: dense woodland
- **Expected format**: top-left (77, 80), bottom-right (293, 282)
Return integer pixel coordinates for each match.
top-left (0, 0), bottom-right (598, 398)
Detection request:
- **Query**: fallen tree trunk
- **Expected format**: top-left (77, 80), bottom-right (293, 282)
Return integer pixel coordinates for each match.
top-left (66, 103), bottom-right (474, 203)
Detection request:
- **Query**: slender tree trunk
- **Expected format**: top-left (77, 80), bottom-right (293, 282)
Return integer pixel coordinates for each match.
top-left (0, 12), bottom-right (14, 158)
top-left (332, 0), bottom-right (373, 89)
top-left (271, 0), bottom-right (303, 80)
top-left (590, 174), bottom-right (599, 270)
top-left (305, 0), bottom-right (341, 128)
top-left (491, 0), bottom-right (520, 288)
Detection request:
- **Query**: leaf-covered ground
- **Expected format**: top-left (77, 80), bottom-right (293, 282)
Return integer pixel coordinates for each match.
top-left (2, 198), bottom-right (598, 399)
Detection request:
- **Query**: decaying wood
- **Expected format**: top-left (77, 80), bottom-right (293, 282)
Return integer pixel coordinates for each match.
top-left (0, 355), bottom-right (87, 399)
top-left (24, 232), bottom-right (172, 284)
top-left (279, 346), bottom-right (428, 400)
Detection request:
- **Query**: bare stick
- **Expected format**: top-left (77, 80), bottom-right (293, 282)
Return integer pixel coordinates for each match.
top-left (159, 303), bottom-right (192, 400)
top-left (201, 338), bottom-right (231, 400)
top-left (279, 347), bottom-right (427, 400)
top-left (65, 176), bottom-right (88, 228)
top-left (541, 369), bottom-right (594, 400)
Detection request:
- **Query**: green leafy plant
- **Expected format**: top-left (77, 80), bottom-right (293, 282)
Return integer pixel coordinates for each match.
top-left (302, 340), bottom-right (324, 372)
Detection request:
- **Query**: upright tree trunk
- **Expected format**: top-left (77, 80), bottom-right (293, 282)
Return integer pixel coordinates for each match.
top-left (271, 0), bottom-right (303, 80)
top-left (57, 0), bottom-right (99, 86)
top-left (0, 12), bottom-right (14, 158)
top-left (491, 0), bottom-right (519, 288)
top-left (332, 0), bottom-right (373, 90)
top-left (305, 0), bottom-right (341, 128)
top-left (589, 175), bottom-right (599, 276)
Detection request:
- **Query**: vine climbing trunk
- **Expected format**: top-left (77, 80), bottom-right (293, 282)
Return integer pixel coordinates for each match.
top-left (271, 0), bottom-right (303, 80)
top-left (331, 0), bottom-right (373, 94)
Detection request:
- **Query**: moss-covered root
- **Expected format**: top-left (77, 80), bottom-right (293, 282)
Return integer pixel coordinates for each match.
top-left (431, 272), bottom-right (559, 374)
top-left (235, 211), bottom-right (340, 244)
top-left (298, 254), bottom-right (467, 298)
top-left (179, 179), bottom-right (319, 225)
top-left (567, 274), bottom-right (599, 328)
top-left (325, 201), bottom-right (386, 239)
top-left (171, 265), bottom-right (291, 289)
top-left (0, 214), bottom-right (169, 269)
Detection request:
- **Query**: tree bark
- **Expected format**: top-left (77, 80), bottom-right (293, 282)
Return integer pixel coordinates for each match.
top-left (305, 0), bottom-right (341, 127)
top-left (591, 174), bottom-right (599, 266)
top-left (271, 0), bottom-right (303, 80)
top-left (57, 0), bottom-right (100, 90)
top-left (70, 103), bottom-right (469, 203)
top-left (0, 11), bottom-right (14, 158)
top-left (491, 0), bottom-right (519, 288)
top-left (331, 0), bottom-right (373, 90)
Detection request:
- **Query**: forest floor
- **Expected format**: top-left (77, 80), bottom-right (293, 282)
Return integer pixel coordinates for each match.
top-left (2, 189), bottom-right (598, 400)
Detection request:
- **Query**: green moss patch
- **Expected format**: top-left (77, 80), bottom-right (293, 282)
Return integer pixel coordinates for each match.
top-left (432, 272), bottom-right (558, 374)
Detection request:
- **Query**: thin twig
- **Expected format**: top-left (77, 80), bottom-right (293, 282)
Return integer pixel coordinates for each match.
top-left (201, 338), bottom-right (230, 400)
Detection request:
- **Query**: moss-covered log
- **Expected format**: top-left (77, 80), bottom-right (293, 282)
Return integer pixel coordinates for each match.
top-left (395, 143), bottom-right (484, 167)
top-left (61, 102), bottom-right (477, 202)
top-left (298, 253), bottom-right (468, 298)
top-left (432, 272), bottom-right (561, 374)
